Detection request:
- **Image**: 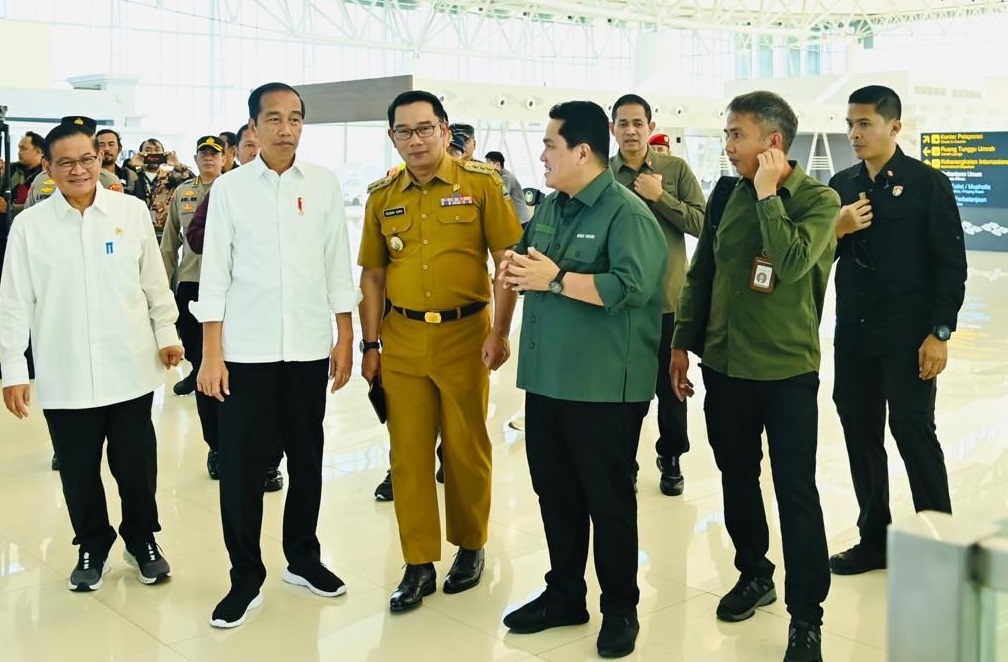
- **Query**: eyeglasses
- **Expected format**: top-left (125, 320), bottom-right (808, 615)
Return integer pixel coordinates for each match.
top-left (53, 154), bottom-right (99, 172)
top-left (391, 124), bottom-right (441, 141)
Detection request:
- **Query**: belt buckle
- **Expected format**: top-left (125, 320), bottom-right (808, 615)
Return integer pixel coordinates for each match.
top-left (424, 311), bottom-right (442, 324)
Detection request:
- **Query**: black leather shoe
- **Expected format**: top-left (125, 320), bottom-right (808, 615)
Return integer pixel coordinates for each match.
top-left (829, 542), bottom-right (886, 575)
top-left (503, 591), bottom-right (590, 634)
top-left (207, 449), bottom-right (219, 480)
top-left (443, 547), bottom-right (484, 594)
top-left (264, 467), bottom-right (283, 492)
top-left (374, 470), bottom-right (393, 502)
top-left (173, 373), bottom-right (196, 396)
top-left (597, 613), bottom-right (640, 658)
top-left (51, 453), bottom-right (60, 471)
top-left (657, 455), bottom-right (684, 496)
top-left (390, 563), bottom-right (436, 613)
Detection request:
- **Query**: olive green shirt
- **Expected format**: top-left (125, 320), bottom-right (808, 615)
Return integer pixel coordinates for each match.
top-left (610, 147), bottom-right (706, 313)
top-left (672, 163), bottom-right (839, 380)
top-left (516, 169), bottom-right (667, 402)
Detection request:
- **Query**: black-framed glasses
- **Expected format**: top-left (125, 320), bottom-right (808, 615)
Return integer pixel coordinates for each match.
top-left (53, 154), bottom-right (99, 172)
top-left (391, 124), bottom-right (441, 141)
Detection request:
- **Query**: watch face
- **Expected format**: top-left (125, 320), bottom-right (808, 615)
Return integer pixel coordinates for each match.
top-left (548, 281), bottom-right (561, 294)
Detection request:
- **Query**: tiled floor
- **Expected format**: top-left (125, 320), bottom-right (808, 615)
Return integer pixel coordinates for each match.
top-left (1, 250), bottom-right (1006, 661)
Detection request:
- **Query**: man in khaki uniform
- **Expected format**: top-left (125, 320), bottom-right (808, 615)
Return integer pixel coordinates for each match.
top-left (160, 136), bottom-right (223, 408)
top-left (358, 90), bottom-right (522, 614)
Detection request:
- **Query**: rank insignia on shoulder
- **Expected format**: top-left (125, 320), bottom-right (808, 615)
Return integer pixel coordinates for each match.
top-left (41, 186), bottom-right (54, 194)
top-left (461, 161), bottom-right (497, 176)
top-left (182, 203), bottom-right (194, 212)
top-left (367, 173), bottom-right (397, 194)
top-left (109, 183), bottom-right (124, 192)
top-left (184, 189), bottom-right (196, 196)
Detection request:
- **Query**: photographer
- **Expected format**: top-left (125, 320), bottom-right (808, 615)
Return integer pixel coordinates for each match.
top-left (127, 138), bottom-right (194, 238)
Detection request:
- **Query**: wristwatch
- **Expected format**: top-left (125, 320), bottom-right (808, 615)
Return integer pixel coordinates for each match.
top-left (548, 269), bottom-right (567, 295)
top-left (931, 325), bottom-right (951, 342)
top-left (359, 339), bottom-right (381, 353)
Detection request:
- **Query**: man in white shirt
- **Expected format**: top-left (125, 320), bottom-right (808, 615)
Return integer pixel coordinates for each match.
top-left (193, 81), bottom-right (359, 629)
top-left (0, 120), bottom-right (183, 593)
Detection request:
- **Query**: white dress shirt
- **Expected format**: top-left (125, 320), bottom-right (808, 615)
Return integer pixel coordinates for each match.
top-left (190, 155), bottom-right (360, 362)
top-left (0, 187), bottom-right (181, 409)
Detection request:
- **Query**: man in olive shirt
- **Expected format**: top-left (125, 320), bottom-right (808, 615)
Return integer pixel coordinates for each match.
top-left (828, 85), bottom-right (966, 576)
top-left (609, 93), bottom-right (706, 496)
top-left (500, 100), bottom-right (666, 659)
top-left (671, 91), bottom-right (838, 662)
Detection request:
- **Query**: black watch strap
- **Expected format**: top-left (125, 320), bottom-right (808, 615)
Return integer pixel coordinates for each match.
top-left (360, 339), bottom-right (381, 352)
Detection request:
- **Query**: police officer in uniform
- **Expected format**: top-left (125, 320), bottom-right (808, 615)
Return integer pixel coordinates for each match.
top-left (160, 136), bottom-right (224, 475)
top-left (359, 90), bottom-right (522, 613)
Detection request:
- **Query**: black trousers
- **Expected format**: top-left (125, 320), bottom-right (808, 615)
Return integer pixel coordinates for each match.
top-left (701, 366), bottom-right (830, 625)
top-left (43, 392), bottom-right (161, 556)
top-left (525, 392), bottom-right (647, 616)
top-left (218, 360), bottom-right (328, 589)
top-left (176, 282), bottom-right (218, 448)
top-left (654, 312), bottom-right (690, 459)
top-left (832, 346), bottom-right (951, 549)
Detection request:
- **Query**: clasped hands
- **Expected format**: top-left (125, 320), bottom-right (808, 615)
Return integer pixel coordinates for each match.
top-left (498, 247), bottom-right (559, 293)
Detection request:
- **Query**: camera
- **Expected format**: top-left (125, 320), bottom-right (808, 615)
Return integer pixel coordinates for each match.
top-left (144, 153), bottom-right (167, 166)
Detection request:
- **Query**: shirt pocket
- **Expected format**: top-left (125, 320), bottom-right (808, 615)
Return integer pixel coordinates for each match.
top-left (438, 206), bottom-right (479, 225)
top-left (101, 238), bottom-right (144, 287)
top-left (379, 214), bottom-right (418, 260)
top-left (562, 237), bottom-right (604, 267)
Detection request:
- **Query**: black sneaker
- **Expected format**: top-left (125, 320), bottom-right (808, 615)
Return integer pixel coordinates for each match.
top-left (172, 373), bottom-right (196, 396)
top-left (716, 575), bottom-right (776, 622)
top-left (784, 619), bottom-right (823, 661)
top-left (209, 587), bottom-right (263, 628)
top-left (283, 564), bottom-right (347, 597)
top-left (68, 549), bottom-right (110, 592)
top-left (597, 613), bottom-right (640, 658)
top-left (829, 542), bottom-right (886, 575)
top-left (124, 539), bottom-right (171, 584)
top-left (374, 470), bottom-right (393, 502)
top-left (51, 453), bottom-right (60, 471)
top-left (207, 449), bottom-right (219, 480)
top-left (264, 467), bottom-right (284, 492)
top-left (657, 455), bottom-right (684, 496)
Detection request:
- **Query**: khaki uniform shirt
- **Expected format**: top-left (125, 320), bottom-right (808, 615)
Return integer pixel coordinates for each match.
top-left (358, 155), bottom-right (522, 312)
top-left (160, 177), bottom-right (213, 284)
top-left (610, 147), bottom-right (706, 313)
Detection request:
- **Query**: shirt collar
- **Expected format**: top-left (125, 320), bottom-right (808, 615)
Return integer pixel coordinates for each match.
top-left (610, 148), bottom-right (654, 174)
top-left (248, 153), bottom-right (305, 180)
top-left (50, 183), bottom-right (107, 216)
top-left (398, 153), bottom-right (454, 192)
top-left (571, 168), bottom-right (615, 207)
top-left (855, 145), bottom-right (906, 185)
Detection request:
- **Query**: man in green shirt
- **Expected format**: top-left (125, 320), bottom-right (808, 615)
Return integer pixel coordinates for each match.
top-left (609, 93), bottom-right (706, 496)
top-left (499, 100), bottom-right (666, 659)
top-left (671, 91), bottom-right (839, 662)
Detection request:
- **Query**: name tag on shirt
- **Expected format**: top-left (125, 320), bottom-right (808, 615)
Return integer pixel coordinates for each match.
top-left (750, 256), bottom-right (776, 293)
top-left (383, 207), bottom-right (406, 217)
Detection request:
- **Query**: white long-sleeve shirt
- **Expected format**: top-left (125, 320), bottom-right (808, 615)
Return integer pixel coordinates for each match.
top-left (0, 187), bottom-right (180, 409)
top-left (189, 155), bottom-right (360, 362)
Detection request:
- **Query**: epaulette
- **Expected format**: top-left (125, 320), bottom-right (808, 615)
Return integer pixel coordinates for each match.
top-left (367, 173), bottom-right (397, 194)
top-left (461, 161), bottom-right (499, 176)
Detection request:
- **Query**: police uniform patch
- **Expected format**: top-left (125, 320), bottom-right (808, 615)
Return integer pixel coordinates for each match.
top-left (109, 182), bottom-right (124, 193)
top-left (41, 187), bottom-right (54, 194)
top-left (501, 184), bottom-right (510, 199)
top-left (182, 203), bottom-right (194, 212)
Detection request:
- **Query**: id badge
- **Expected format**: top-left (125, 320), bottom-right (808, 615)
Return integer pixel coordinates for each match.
top-left (749, 256), bottom-right (776, 293)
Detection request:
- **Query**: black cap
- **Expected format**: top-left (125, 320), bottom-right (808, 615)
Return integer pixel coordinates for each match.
top-left (60, 116), bottom-right (98, 135)
top-left (196, 135), bottom-right (224, 152)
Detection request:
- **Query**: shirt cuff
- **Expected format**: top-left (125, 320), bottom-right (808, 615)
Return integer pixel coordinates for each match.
top-left (328, 288), bottom-right (363, 315)
top-left (189, 297), bottom-right (225, 323)
top-left (0, 359), bottom-right (30, 386)
top-left (593, 273), bottom-right (625, 312)
top-left (154, 326), bottom-right (182, 349)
